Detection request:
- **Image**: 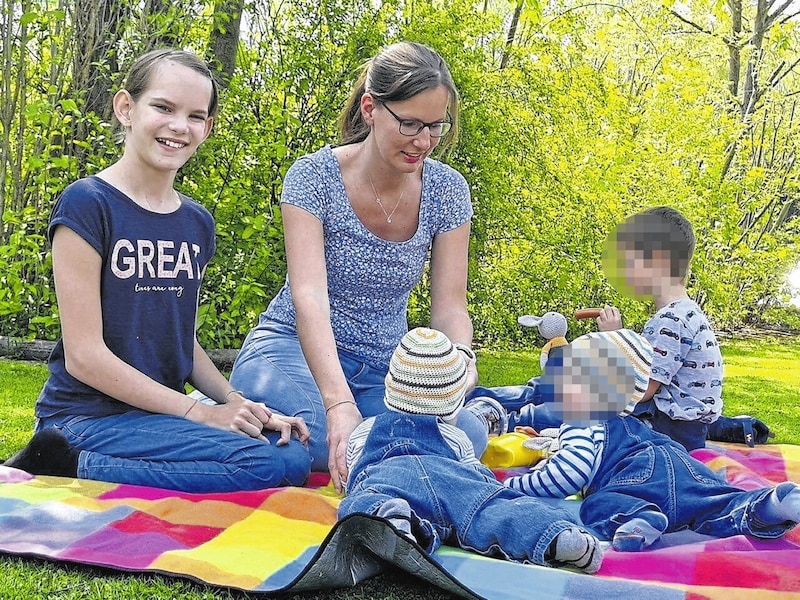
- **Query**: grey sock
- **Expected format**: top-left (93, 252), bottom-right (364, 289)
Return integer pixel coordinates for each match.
top-left (546, 527), bottom-right (603, 573)
top-left (375, 498), bottom-right (415, 541)
top-left (612, 510), bottom-right (668, 551)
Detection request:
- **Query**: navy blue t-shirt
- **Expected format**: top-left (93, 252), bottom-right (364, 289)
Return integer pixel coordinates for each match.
top-left (35, 176), bottom-right (216, 419)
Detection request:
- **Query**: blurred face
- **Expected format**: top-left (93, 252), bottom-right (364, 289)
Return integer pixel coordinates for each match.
top-left (363, 85), bottom-right (451, 172)
top-left (622, 247), bottom-right (655, 296)
top-left (541, 337), bottom-right (635, 426)
top-left (115, 61), bottom-right (214, 172)
top-left (603, 238), bottom-right (673, 300)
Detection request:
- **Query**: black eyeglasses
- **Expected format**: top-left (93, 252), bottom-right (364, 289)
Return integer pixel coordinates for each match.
top-left (379, 100), bottom-right (452, 138)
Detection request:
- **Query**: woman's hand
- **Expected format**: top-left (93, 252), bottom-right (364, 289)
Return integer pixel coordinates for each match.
top-left (325, 400), bottom-right (362, 494)
top-left (189, 393), bottom-right (309, 445)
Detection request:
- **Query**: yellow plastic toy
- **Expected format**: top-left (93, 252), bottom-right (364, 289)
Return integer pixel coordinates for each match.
top-left (481, 428), bottom-right (549, 469)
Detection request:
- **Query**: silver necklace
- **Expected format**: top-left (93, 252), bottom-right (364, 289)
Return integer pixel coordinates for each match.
top-left (367, 173), bottom-right (405, 224)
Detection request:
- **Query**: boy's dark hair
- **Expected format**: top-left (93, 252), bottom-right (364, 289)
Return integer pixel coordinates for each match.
top-left (615, 206), bottom-right (696, 280)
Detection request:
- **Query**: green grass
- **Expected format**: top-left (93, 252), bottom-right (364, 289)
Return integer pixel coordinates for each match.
top-left (0, 334), bottom-right (798, 598)
top-left (714, 337), bottom-right (800, 445)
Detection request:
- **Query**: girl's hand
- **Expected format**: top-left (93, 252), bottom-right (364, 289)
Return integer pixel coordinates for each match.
top-left (325, 400), bottom-right (362, 494)
top-left (263, 412), bottom-right (310, 446)
top-left (464, 353), bottom-right (478, 394)
top-left (190, 394), bottom-right (308, 444)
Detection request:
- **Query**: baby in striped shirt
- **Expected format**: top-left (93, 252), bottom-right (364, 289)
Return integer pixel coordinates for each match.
top-left (505, 330), bottom-right (800, 551)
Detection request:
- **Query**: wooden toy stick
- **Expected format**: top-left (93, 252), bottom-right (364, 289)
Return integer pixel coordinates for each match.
top-left (574, 308), bottom-right (602, 320)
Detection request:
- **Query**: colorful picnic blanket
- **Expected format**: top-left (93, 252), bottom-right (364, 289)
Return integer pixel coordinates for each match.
top-left (0, 443), bottom-right (799, 599)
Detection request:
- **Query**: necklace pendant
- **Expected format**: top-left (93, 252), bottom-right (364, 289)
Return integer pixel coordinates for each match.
top-left (387, 216), bottom-right (392, 224)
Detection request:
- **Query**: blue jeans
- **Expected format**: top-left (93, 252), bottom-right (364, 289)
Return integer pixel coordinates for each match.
top-left (36, 410), bottom-right (311, 493)
top-left (339, 413), bottom-right (582, 566)
top-left (631, 399), bottom-right (709, 452)
top-left (468, 378), bottom-right (564, 432)
top-left (582, 416), bottom-right (792, 540)
top-left (229, 320), bottom-right (487, 472)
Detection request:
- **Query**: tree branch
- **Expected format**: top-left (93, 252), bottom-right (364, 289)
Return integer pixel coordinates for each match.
top-left (667, 9), bottom-right (713, 35)
top-left (780, 10), bottom-right (800, 25)
top-left (766, 0), bottom-right (794, 28)
top-left (770, 56), bottom-right (800, 88)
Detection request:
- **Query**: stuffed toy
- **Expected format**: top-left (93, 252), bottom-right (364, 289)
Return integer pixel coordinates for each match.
top-left (517, 311), bottom-right (569, 372)
top-left (517, 308), bottom-right (606, 373)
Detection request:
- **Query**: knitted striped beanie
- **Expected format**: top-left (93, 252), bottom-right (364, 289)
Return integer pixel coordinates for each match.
top-left (582, 329), bottom-right (653, 406)
top-left (384, 327), bottom-right (468, 420)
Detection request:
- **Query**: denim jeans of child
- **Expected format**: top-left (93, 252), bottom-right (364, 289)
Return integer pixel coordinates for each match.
top-left (36, 410), bottom-right (311, 493)
top-left (631, 398), bottom-right (709, 452)
top-left (340, 412), bottom-right (583, 566)
top-left (582, 416), bottom-right (792, 540)
top-left (229, 320), bottom-right (488, 472)
top-left (467, 379), bottom-right (564, 432)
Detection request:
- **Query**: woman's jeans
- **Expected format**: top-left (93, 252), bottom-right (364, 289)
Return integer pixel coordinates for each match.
top-left (36, 410), bottom-right (311, 493)
top-left (339, 412), bottom-right (581, 566)
top-left (229, 321), bottom-right (488, 472)
top-left (582, 416), bottom-right (791, 540)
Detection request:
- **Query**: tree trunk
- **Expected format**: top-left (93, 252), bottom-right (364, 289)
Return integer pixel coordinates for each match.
top-left (0, 336), bottom-right (240, 370)
top-left (740, 0), bottom-right (767, 120)
top-left (208, 0), bottom-right (243, 87)
top-left (727, 0), bottom-right (741, 99)
top-left (500, 0), bottom-right (524, 70)
top-left (71, 0), bottom-right (122, 173)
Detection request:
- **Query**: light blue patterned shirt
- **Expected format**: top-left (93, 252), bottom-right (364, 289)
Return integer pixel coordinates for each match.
top-left (643, 299), bottom-right (724, 422)
top-left (262, 145), bottom-right (473, 368)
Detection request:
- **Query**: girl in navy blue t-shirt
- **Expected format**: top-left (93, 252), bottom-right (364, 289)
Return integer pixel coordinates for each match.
top-left (5, 49), bottom-right (310, 492)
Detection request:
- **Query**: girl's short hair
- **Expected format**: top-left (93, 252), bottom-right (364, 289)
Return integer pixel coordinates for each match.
top-left (338, 42), bottom-right (460, 152)
top-left (123, 48), bottom-right (219, 117)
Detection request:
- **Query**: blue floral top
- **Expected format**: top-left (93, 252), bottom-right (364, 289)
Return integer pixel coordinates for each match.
top-left (262, 145), bottom-right (473, 368)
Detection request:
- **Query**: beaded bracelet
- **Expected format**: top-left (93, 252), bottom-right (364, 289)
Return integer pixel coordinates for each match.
top-left (325, 400), bottom-right (357, 415)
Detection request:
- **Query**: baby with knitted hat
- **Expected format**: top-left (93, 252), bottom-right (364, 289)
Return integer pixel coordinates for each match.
top-left (340, 327), bottom-right (603, 573)
top-left (506, 329), bottom-right (800, 552)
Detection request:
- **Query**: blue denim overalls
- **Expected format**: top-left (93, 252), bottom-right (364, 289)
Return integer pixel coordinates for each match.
top-left (581, 416), bottom-right (793, 540)
top-left (340, 412), bottom-right (582, 566)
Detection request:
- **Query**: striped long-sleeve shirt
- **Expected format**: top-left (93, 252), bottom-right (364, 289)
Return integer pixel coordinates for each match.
top-left (503, 424), bottom-right (605, 498)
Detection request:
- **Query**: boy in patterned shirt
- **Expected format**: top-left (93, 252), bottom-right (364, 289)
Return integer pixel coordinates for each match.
top-left (597, 206), bottom-right (723, 451)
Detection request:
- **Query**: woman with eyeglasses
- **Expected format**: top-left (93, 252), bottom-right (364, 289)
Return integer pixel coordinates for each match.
top-left (229, 42), bottom-right (485, 492)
